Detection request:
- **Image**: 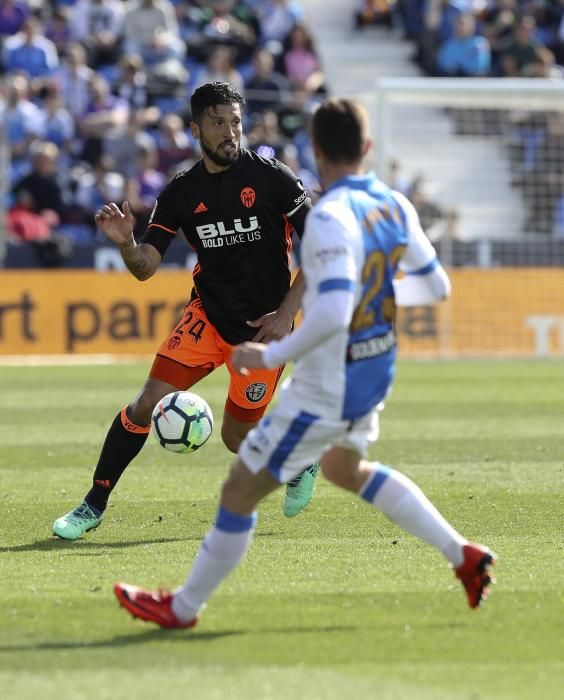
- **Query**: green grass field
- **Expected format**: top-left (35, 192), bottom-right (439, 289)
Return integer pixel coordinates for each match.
top-left (1, 360), bottom-right (563, 700)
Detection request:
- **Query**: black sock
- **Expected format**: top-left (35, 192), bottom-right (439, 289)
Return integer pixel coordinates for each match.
top-left (84, 411), bottom-right (149, 513)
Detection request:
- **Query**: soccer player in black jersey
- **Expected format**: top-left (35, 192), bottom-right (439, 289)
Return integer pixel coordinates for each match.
top-left (53, 82), bottom-right (319, 540)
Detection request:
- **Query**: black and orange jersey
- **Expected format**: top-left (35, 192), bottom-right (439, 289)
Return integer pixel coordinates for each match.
top-left (142, 149), bottom-right (311, 344)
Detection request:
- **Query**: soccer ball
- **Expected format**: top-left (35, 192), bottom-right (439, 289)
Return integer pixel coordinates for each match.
top-left (151, 391), bottom-right (213, 453)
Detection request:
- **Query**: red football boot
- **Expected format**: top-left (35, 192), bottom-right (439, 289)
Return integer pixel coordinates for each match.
top-left (454, 543), bottom-right (497, 609)
top-left (114, 582), bottom-right (198, 629)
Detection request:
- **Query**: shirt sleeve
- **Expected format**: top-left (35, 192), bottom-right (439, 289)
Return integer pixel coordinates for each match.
top-left (392, 191), bottom-right (451, 305)
top-left (270, 159), bottom-right (312, 237)
top-left (394, 191), bottom-right (440, 273)
top-left (140, 179), bottom-right (181, 256)
top-left (264, 289), bottom-right (354, 368)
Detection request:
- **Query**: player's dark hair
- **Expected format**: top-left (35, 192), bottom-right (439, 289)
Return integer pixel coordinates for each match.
top-left (190, 82), bottom-right (246, 124)
top-left (311, 98), bottom-right (369, 165)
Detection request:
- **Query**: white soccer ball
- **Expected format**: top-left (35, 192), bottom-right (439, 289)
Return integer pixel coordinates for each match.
top-left (151, 391), bottom-right (214, 453)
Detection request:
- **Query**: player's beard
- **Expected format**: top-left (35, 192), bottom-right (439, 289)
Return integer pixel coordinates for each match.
top-left (200, 135), bottom-right (240, 167)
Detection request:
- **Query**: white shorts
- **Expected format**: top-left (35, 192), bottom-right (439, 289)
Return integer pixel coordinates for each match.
top-left (239, 388), bottom-right (382, 483)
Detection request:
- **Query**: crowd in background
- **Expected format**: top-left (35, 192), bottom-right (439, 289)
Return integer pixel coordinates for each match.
top-left (0, 0), bottom-right (327, 254)
top-left (355, 0), bottom-right (563, 76)
top-left (1, 0), bottom-right (563, 260)
top-left (355, 0), bottom-right (564, 238)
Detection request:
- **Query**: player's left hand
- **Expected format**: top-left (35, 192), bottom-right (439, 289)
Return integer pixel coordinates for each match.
top-left (232, 342), bottom-right (268, 375)
top-left (247, 310), bottom-right (293, 342)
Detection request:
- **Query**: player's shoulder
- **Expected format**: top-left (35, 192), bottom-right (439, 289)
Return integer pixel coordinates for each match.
top-left (167, 160), bottom-right (202, 185)
top-left (157, 161), bottom-right (202, 197)
top-left (312, 186), bottom-right (358, 229)
top-left (239, 148), bottom-right (299, 181)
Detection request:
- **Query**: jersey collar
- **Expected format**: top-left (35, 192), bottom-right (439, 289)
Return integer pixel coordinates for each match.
top-left (323, 171), bottom-right (380, 194)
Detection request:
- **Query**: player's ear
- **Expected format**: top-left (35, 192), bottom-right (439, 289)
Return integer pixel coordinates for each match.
top-left (362, 138), bottom-right (373, 158)
top-left (190, 121), bottom-right (200, 141)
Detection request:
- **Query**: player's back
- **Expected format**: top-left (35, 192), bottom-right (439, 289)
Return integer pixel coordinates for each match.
top-left (291, 173), bottom-right (408, 421)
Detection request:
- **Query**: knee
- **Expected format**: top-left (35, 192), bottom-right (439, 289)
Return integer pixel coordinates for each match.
top-left (220, 423), bottom-right (247, 454)
top-left (220, 429), bottom-right (241, 454)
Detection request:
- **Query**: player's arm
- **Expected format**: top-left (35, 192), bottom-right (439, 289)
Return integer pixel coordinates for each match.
top-left (264, 285), bottom-right (354, 368)
top-left (95, 201), bottom-right (162, 281)
top-left (392, 192), bottom-right (451, 306)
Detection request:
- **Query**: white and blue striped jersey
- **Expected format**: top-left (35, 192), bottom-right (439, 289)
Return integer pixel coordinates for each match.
top-left (264, 172), bottom-right (445, 422)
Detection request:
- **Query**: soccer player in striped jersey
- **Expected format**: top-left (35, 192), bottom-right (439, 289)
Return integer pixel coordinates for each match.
top-left (114, 97), bottom-right (496, 628)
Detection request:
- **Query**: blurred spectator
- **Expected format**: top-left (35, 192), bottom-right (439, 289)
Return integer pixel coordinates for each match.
top-left (114, 53), bottom-right (150, 110)
top-left (125, 144), bottom-right (167, 235)
top-left (279, 142), bottom-right (319, 198)
top-left (354, 1), bottom-right (396, 30)
top-left (434, 0), bottom-right (472, 43)
top-left (68, 0), bottom-right (124, 68)
top-left (414, 0), bottom-right (471, 75)
top-left (193, 44), bottom-right (245, 93)
top-left (524, 45), bottom-right (562, 78)
top-left (499, 15), bottom-right (543, 77)
top-left (480, 0), bottom-right (519, 71)
top-left (408, 174), bottom-right (459, 241)
top-left (2, 73), bottom-right (45, 182)
top-left (12, 141), bottom-right (65, 219)
top-left (73, 155), bottom-right (125, 228)
top-left (123, 0), bottom-right (185, 62)
top-left (387, 158), bottom-right (410, 196)
top-left (103, 108), bottom-right (156, 179)
top-left (257, 0), bottom-right (303, 46)
top-left (41, 84), bottom-right (75, 151)
top-left (282, 22), bottom-right (326, 93)
top-left (396, 0), bottom-right (424, 40)
top-left (247, 108), bottom-right (289, 158)
top-left (154, 112), bottom-right (194, 174)
top-left (54, 42), bottom-right (93, 118)
top-left (44, 7), bottom-right (72, 57)
top-left (245, 46), bottom-right (290, 119)
top-left (82, 74), bottom-right (129, 137)
top-left (276, 85), bottom-right (311, 139)
top-left (194, 0), bottom-right (258, 63)
top-left (436, 13), bottom-right (491, 76)
top-left (80, 74), bottom-right (129, 163)
top-left (0, 0), bottom-right (29, 38)
top-left (7, 185), bottom-right (74, 265)
top-left (2, 16), bottom-right (59, 79)
top-left (7, 196), bottom-right (53, 243)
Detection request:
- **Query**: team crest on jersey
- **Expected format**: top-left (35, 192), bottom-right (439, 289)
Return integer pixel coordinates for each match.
top-left (245, 382), bottom-right (267, 402)
top-left (167, 336), bottom-right (181, 351)
top-left (240, 187), bottom-right (256, 208)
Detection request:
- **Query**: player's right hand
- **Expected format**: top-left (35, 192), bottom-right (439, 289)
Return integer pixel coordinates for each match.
top-left (232, 342), bottom-right (268, 374)
top-left (94, 201), bottom-right (135, 247)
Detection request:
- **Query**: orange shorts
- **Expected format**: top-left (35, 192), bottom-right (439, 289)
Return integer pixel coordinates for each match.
top-left (150, 299), bottom-right (284, 422)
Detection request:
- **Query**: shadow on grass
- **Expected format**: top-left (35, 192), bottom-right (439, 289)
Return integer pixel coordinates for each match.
top-left (0, 623), bottom-right (363, 654)
top-left (0, 627), bottom-right (241, 652)
top-left (0, 620), bottom-right (469, 655)
top-left (0, 537), bottom-right (198, 554)
top-left (1, 529), bottom-right (286, 554)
